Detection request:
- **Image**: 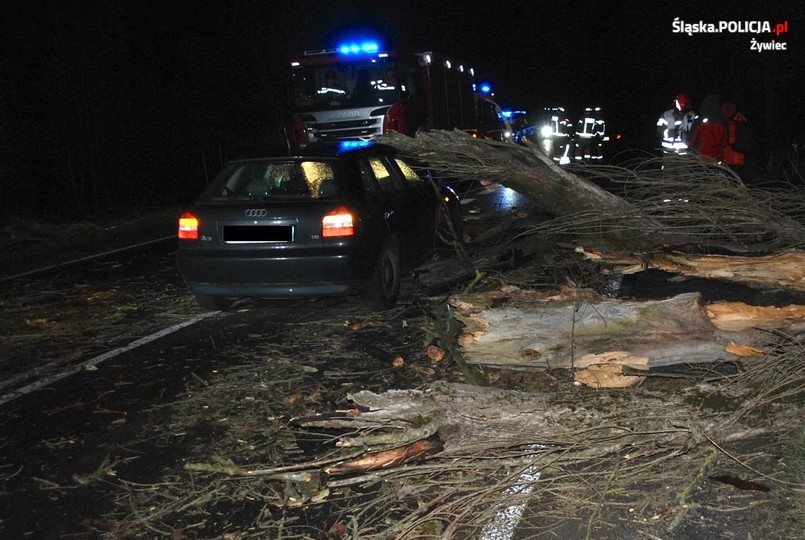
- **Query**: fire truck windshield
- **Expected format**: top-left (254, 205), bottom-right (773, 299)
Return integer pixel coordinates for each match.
top-left (291, 59), bottom-right (401, 111)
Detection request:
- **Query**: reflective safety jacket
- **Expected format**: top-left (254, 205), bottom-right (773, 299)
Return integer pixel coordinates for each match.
top-left (657, 108), bottom-right (697, 152)
top-left (546, 108), bottom-right (572, 137)
top-left (576, 110), bottom-right (605, 139)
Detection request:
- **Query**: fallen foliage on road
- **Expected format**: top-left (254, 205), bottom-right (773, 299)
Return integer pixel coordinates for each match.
top-left (93, 163), bottom-right (804, 538)
top-left (98, 306), bottom-right (804, 539)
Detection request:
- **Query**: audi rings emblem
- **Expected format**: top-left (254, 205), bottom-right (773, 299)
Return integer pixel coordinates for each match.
top-left (245, 208), bottom-right (268, 217)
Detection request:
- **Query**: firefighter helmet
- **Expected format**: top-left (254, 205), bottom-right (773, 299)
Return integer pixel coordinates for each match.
top-left (674, 93), bottom-right (690, 112)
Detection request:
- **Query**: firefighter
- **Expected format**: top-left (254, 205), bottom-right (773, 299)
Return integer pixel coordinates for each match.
top-left (321, 70), bottom-right (346, 96)
top-left (541, 107), bottom-right (573, 164)
top-left (656, 92), bottom-right (697, 153)
top-left (720, 101), bottom-right (755, 169)
top-left (575, 107), bottom-right (606, 161)
top-left (689, 93), bottom-right (726, 161)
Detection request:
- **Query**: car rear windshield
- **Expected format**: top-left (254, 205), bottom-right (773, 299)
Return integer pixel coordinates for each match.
top-left (202, 160), bottom-right (340, 202)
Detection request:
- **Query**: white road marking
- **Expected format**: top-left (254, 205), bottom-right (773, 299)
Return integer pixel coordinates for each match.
top-left (0, 313), bottom-right (215, 407)
top-left (1, 235), bottom-right (176, 281)
top-left (480, 454), bottom-right (544, 540)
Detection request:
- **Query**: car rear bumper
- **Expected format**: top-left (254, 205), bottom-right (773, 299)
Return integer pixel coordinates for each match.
top-left (184, 280), bottom-right (365, 299)
top-left (176, 248), bottom-right (374, 299)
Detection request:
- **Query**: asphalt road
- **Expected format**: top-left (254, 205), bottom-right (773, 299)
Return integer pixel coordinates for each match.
top-left (0, 181), bottom-right (545, 537)
top-left (0, 237), bottom-right (423, 536)
top-left (1, 181), bottom-right (798, 538)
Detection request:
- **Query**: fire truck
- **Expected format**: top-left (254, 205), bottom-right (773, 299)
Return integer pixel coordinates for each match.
top-left (285, 38), bottom-right (509, 150)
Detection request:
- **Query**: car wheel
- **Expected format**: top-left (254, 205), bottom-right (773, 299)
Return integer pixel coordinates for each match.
top-left (194, 295), bottom-right (233, 311)
top-left (363, 238), bottom-right (400, 310)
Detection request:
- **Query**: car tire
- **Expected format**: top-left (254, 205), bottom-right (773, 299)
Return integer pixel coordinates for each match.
top-left (363, 237), bottom-right (400, 310)
top-left (194, 295), bottom-right (233, 311)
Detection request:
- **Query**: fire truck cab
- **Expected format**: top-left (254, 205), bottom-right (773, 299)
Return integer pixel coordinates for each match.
top-left (286, 39), bottom-right (484, 151)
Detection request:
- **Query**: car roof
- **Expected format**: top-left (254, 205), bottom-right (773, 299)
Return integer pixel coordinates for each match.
top-left (293, 141), bottom-right (395, 158)
top-left (224, 141), bottom-right (396, 166)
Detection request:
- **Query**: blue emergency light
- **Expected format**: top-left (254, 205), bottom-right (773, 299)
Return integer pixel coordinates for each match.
top-left (337, 140), bottom-right (373, 152)
top-left (337, 40), bottom-right (380, 55)
top-left (479, 82), bottom-right (492, 94)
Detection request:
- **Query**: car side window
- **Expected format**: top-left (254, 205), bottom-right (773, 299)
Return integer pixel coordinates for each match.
top-left (358, 160), bottom-right (379, 194)
top-left (394, 158), bottom-right (425, 185)
top-left (362, 156), bottom-right (400, 194)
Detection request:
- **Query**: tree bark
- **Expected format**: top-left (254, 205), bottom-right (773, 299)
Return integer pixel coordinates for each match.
top-left (449, 289), bottom-right (805, 370)
top-left (578, 247), bottom-right (805, 293)
top-left (297, 381), bottom-right (757, 459)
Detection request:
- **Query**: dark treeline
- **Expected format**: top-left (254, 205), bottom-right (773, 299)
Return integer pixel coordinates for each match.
top-left (0, 1), bottom-right (431, 218)
top-left (1, 3), bottom-right (298, 218)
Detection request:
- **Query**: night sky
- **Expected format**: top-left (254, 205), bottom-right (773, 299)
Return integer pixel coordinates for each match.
top-left (1, 0), bottom-right (801, 217)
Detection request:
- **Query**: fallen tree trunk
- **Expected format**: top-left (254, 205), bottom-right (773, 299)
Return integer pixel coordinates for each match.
top-left (578, 247), bottom-right (805, 293)
top-left (380, 130), bottom-right (658, 251)
top-left (379, 130), bottom-right (805, 254)
top-left (299, 369), bottom-right (798, 460)
top-left (302, 381), bottom-right (712, 458)
top-left (298, 336), bottom-right (802, 459)
top-left (449, 288), bottom-right (805, 370)
top-left (381, 131), bottom-right (632, 217)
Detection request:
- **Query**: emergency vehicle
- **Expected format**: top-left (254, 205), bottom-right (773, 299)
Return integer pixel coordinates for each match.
top-left (285, 38), bottom-right (508, 151)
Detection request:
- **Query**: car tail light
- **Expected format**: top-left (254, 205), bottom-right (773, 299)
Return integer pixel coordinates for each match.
top-left (322, 206), bottom-right (354, 238)
top-left (178, 212), bottom-right (199, 240)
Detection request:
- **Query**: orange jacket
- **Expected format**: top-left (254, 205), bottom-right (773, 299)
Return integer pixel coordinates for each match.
top-left (690, 121), bottom-right (726, 160)
top-left (722, 112), bottom-right (747, 166)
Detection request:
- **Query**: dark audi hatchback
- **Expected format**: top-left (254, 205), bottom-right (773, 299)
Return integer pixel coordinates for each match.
top-left (176, 142), bottom-right (460, 310)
